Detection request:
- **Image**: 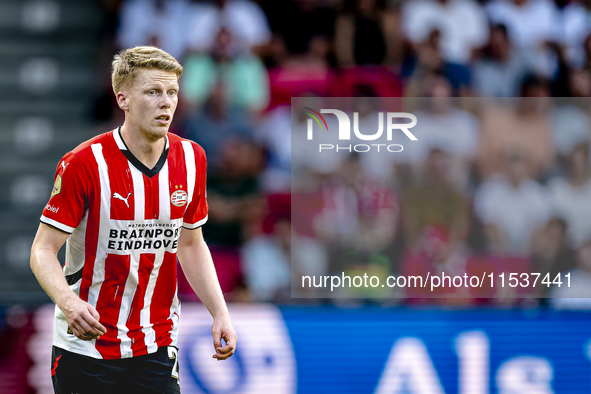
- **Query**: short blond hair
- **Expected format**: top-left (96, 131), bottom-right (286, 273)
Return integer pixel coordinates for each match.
top-left (111, 46), bottom-right (183, 94)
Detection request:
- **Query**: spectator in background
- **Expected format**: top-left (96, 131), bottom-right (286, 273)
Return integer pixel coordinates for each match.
top-left (485, 0), bottom-right (561, 78)
top-left (474, 151), bottom-right (552, 255)
top-left (254, 103), bottom-right (292, 193)
top-left (472, 24), bottom-right (536, 97)
top-left (581, 34), bottom-right (591, 70)
top-left (531, 218), bottom-right (576, 298)
top-left (181, 27), bottom-right (269, 113)
top-left (242, 217), bottom-right (291, 302)
top-left (205, 137), bottom-right (264, 246)
top-left (184, 83), bottom-right (255, 168)
top-left (558, 0), bottom-right (591, 68)
top-left (548, 143), bottom-right (591, 249)
top-left (566, 67), bottom-right (591, 98)
top-left (313, 153), bottom-right (399, 253)
top-left (402, 29), bottom-right (471, 95)
top-left (185, 0), bottom-right (271, 55)
top-left (334, 0), bottom-right (403, 66)
top-left (401, 149), bottom-right (469, 249)
top-left (312, 153), bottom-right (398, 298)
top-left (402, 0), bottom-right (489, 65)
top-left (178, 136), bottom-right (264, 297)
top-left (182, 85), bottom-right (264, 298)
top-left (486, 0), bottom-right (561, 49)
top-left (401, 225), bottom-right (473, 303)
top-left (403, 76), bottom-right (479, 192)
top-left (549, 239), bottom-right (591, 309)
top-left (260, 0), bottom-right (336, 63)
top-left (242, 216), bottom-right (328, 302)
top-left (117, 0), bottom-right (190, 59)
top-left (264, 32), bottom-right (336, 108)
top-left (549, 37), bottom-right (581, 97)
top-left (550, 68), bottom-right (591, 161)
top-left (477, 76), bottom-right (555, 180)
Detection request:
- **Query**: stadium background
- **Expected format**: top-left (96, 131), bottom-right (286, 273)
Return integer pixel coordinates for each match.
top-left (1, 0), bottom-right (591, 392)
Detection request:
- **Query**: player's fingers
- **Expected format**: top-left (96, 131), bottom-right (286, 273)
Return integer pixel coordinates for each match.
top-left (79, 332), bottom-right (97, 341)
top-left (214, 348), bottom-right (235, 360)
top-left (212, 329), bottom-right (223, 354)
top-left (76, 316), bottom-right (102, 338)
top-left (69, 324), bottom-right (83, 337)
top-left (216, 331), bottom-right (236, 351)
top-left (217, 343), bottom-right (234, 353)
top-left (91, 320), bottom-right (107, 335)
top-left (75, 327), bottom-right (100, 341)
top-left (70, 323), bottom-right (93, 341)
top-left (216, 337), bottom-right (235, 354)
top-left (82, 309), bottom-right (107, 334)
top-left (214, 334), bottom-right (236, 359)
top-left (224, 332), bottom-right (237, 349)
top-left (75, 310), bottom-right (105, 337)
top-left (88, 304), bottom-right (101, 322)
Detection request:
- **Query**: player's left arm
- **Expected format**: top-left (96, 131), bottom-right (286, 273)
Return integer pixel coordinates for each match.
top-left (177, 227), bottom-right (237, 360)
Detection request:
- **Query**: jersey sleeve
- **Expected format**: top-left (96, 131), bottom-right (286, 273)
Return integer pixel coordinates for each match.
top-left (182, 143), bottom-right (208, 229)
top-left (40, 152), bottom-right (88, 234)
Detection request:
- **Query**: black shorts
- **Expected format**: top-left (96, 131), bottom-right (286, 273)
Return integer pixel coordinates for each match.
top-left (51, 345), bottom-right (181, 394)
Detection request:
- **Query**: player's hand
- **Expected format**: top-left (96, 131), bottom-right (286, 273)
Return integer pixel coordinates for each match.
top-left (61, 295), bottom-right (107, 341)
top-left (211, 314), bottom-right (237, 361)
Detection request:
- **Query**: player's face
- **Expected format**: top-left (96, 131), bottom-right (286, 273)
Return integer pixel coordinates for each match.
top-left (126, 68), bottom-right (179, 140)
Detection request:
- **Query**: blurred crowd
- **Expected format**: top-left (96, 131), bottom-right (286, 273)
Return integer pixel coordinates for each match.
top-left (91, 0), bottom-right (591, 307)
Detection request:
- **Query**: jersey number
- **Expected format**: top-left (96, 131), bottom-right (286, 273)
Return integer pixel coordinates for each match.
top-left (168, 346), bottom-right (180, 381)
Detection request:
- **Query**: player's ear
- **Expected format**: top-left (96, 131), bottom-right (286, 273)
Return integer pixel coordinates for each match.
top-left (116, 91), bottom-right (129, 111)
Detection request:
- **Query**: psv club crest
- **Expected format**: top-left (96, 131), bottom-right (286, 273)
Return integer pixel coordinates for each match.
top-left (171, 187), bottom-right (188, 207)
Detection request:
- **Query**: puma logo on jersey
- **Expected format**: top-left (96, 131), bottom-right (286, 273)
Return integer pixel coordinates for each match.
top-left (113, 192), bottom-right (132, 208)
top-left (61, 161), bottom-right (69, 172)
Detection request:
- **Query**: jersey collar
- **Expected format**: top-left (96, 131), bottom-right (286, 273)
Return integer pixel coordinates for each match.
top-left (114, 126), bottom-right (169, 178)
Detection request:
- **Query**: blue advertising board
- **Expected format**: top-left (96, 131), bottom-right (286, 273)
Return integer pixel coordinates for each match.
top-left (29, 304), bottom-right (591, 394)
top-left (282, 307), bottom-right (591, 394)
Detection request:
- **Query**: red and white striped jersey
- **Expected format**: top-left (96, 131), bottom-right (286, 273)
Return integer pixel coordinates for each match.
top-left (40, 127), bottom-right (208, 360)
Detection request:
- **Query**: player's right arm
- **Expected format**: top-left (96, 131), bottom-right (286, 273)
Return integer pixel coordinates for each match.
top-left (30, 152), bottom-right (106, 341)
top-left (30, 223), bottom-right (106, 341)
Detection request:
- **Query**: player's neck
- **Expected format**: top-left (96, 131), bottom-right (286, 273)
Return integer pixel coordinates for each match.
top-left (119, 124), bottom-right (166, 170)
